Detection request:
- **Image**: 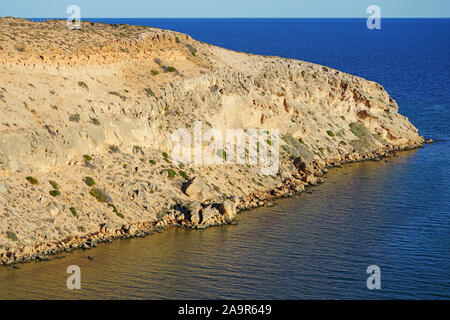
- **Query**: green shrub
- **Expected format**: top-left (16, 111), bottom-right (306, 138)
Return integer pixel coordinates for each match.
top-left (162, 152), bottom-right (169, 158)
top-left (151, 70), bottom-right (159, 76)
top-left (340, 140), bottom-right (347, 146)
top-left (164, 66), bottom-right (177, 73)
top-left (26, 176), bottom-right (38, 185)
top-left (49, 180), bottom-right (59, 189)
top-left (49, 189), bottom-right (61, 197)
top-left (70, 207), bottom-right (78, 217)
top-left (217, 149), bottom-right (227, 160)
top-left (327, 130), bottom-right (335, 137)
top-left (349, 122), bottom-right (369, 139)
top-left (109, 145), bottom-right (120, 153)
top-left (179, 170), bottom-right (189, 180)
top-left (145, 87), bottom-right (155, 97)
top-left (83, 154), bottom-right (93, 161)
top-left (90, 188), bottom-right (108, 202)
top-left (91, 118), bottom-right (100, 126)
top-left (69, 114), bottom-right (80, 122)
top-left (6, 231), bottom-right (18, 241)
top-left (150, 160), bottom-right (156, 165)
top-left (167, 169), bottom-right (177, 179)
top-left (212, 184), bottom-right (220, 192)
top-left (84, 177), bottom-right (95, 186)
top-left (108, 204), bottom-right (124, 218)
top-left (78, 81), bottom-right (88, 90)
top-left (185, 43), bottom-right (197, 56)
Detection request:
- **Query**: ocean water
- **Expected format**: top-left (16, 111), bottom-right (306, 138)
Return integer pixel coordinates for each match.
top-left (1, 19), bottom-right (449, 299)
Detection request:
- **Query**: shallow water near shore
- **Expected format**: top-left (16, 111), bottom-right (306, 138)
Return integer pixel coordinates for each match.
top-left (2, 18), bottom-right (449, 299)
top-left (0, 145), bottom-right (449, 299)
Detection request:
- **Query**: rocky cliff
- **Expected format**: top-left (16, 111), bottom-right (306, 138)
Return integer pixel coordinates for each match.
top-left (0, 18), bottom-right (423, 264)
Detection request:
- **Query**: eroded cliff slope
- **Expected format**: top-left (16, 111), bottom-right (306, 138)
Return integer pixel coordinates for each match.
top-left (0, 18), bottom-right (423, 264)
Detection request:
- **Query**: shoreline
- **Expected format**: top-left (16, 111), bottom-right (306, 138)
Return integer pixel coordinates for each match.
top-left (0, 143), bottom-right (423, 266)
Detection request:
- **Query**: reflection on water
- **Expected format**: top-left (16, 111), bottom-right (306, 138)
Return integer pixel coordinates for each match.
top-left (0, 145), bottom-right (449, 299)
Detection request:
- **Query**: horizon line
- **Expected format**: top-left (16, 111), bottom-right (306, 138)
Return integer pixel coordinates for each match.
top-left (14, 16), bottom-right (450, 19)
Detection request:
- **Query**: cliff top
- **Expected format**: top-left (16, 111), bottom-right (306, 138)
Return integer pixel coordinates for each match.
top-left (0, 17), bottom-right (193, 65)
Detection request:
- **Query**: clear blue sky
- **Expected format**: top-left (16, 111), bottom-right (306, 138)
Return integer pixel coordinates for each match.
top-left (2, 0), bottom-right (449, 18)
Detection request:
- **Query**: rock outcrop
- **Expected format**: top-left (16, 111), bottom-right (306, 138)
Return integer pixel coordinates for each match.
top-left (0, 18), bottom-right (424, 265)
top-left (183, 177), bottom-right (213, 202)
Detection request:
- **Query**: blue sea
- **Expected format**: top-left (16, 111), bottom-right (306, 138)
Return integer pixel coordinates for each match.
top-left (2, 18), bottom-right (449, 299)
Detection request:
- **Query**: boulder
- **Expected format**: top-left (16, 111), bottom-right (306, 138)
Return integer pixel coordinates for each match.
top-left (200, 205), bottom-right (219, 225)
top-left (47, 202), bottom-right (60, 216)
top-left (219, 200), bottom-right (237, 223)
top-left (183, 176), bottom-right (213, 201)
top-left (188, 201), bottom-right (202, 224)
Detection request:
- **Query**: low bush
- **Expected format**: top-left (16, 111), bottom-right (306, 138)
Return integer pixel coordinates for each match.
top-left (78, 81), bottom-right (88, 90)
top-left (26, 176), bottom-right (38, 185)
top-left (69, 114), bottom-right (80, 122)
top-left (164, 66), bottom-right (177, 73)
top-left (108, 204), bottom-right (124, 218)
top-left (6, 231), bottom-right (18, 241)
top-left (49, 180), bottom-right (59, 189)
top-left (109, 145), bottom-right (120, 153)
top-left (49, 189), bottom-right (61, 197)
top-left (70, 207), bottom-right (78, 217)
top-left (179, 170), bottom-right (189, 180)
top-left (167, 169), bottom-right (177, 179)
top-left (349, 122), bottom-right (369, 139)
top-left (217, 149), bottom-right (227, 160)
top-left (145, 88), bottom-right (155, 97)
top-left (89, 188), bottom-right (110, 203)
top-left (84, 177), bottom-right (95, 186)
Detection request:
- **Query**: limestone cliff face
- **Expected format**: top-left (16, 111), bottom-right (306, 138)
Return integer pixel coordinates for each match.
top-left (0, 18), bottom-right (423, 264)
